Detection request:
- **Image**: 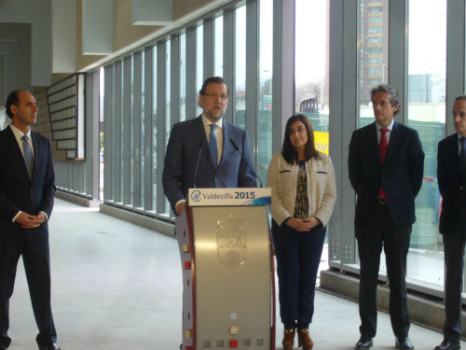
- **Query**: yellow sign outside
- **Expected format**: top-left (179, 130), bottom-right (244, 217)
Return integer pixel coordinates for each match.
top-left (314, 131), bottom-right (329, 155)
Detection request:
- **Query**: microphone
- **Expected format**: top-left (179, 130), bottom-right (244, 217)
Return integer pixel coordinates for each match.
top-left (229, 138), bottom-right (263, 188)
top-left (193, 137), bottom-right (204, 188)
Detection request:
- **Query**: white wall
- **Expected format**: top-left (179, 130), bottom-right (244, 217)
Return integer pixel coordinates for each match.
top-left (52, 0), bottom-right (76, 73)
top-left (0, 0), bottom-right (52, 86)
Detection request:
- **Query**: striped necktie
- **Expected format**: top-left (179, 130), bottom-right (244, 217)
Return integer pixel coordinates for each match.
top-left (22, 135), bottom-right (34, 179)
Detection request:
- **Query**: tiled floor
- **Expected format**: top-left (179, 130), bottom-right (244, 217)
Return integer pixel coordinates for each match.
top-left (5, 198), bottom-right (462, 350)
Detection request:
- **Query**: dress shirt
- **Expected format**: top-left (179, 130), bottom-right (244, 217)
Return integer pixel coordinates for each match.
top-left (376, 118), bottom-right (394, 144)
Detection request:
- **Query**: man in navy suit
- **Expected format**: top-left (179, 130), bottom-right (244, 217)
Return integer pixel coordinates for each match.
top-left (435, 95), bottom-right (466, 350)
top-left (0, 90), bottom-right (60, 350)
top-left (348, 84), bottom-right (424, 350)
top-left (163, 76), bottom-right (256, 215)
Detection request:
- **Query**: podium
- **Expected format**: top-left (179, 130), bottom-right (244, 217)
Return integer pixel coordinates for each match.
top-left (176, 188), bottom-right (275, 350)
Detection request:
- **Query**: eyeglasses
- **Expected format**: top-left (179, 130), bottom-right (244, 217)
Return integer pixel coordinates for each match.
top-left (203, 93), bottom-right (229, 101)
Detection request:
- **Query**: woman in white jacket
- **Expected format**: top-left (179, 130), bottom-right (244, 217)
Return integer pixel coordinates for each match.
top-left (267, 114), bottom-right (336, 350)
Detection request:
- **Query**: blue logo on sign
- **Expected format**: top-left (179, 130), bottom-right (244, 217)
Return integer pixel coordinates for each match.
top-left (191, 190), bottom-right (202, 202)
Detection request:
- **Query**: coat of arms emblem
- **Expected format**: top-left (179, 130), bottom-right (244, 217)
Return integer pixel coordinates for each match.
top-left (216, 216), bottom-right (247, 267)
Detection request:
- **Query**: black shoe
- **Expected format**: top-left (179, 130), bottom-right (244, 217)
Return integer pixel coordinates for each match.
top-left (434, 339), bottom-right (460, 350)
top-left (396, 337), bottom-right (414, 350)
top-left (355, 335), bottom-right (373, 350)
top-left (39, 344), bottom-right (61, 350)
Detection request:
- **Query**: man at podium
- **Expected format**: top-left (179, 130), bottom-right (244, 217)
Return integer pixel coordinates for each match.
top-left (162, 76), bottom-right (257, 215)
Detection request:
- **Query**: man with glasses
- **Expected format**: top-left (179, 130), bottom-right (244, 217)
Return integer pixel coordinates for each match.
top-left (163, 76), bottom-right (257, 215)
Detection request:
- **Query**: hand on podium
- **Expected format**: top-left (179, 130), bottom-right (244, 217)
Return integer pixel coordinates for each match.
top-left (175, 201), bottom-right (186, 216)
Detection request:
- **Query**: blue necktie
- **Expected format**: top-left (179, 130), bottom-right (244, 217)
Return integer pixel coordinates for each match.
top-left (22, 135), bottom-right (34, 179)
top-left (209, 124), bottom-right (218, 169)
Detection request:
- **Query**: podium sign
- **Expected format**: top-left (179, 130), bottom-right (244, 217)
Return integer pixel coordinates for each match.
top-left (176, 188), bottom-right (275, 350)
top-left (188, 187), bottom-right (271, 206)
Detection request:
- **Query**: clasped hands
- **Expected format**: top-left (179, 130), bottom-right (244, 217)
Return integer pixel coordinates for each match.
top-left (286, 217), bottom-right (320, 232)
top-left (16, 212), bottom-right (47, 229)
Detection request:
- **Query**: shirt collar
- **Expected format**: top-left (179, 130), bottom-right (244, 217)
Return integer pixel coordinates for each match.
top-left (9, 123), bottom-right (32, 140)
top-left (202, 114), bottom-right (223, 129)
top-left (376, 119), bottom-right (394, 131)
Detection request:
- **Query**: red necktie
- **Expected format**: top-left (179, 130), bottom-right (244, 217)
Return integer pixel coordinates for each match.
top-left (378, 128), bottom-right (388, 200)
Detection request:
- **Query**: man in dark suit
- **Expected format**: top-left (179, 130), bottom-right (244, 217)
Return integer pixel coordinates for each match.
top-left (0, 90), bottom-right (60, 350)
top-left (348, 84), bottom-right (424, 350)
top-left (163, 76), bottom-right (256, 215)
top-left (435, 95), bottom-right (466, 350)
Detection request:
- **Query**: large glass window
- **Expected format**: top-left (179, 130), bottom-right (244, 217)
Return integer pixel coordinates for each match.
top-left (407, 0), bottom-right (446, 290)
top-left (215, 16), bottom-right (224, 77)
top-left (257, 0), bottom-right (273, 183)
top-left (196, 24), bottom-right (203, 116)
top-left (180, 32), bottom-right (187, 122)
top-left (358, 0), bottom-right (388, 128)
top-left (152, 46), bottom-right (158, 212)
top-left (234, 5), bottom-right (246, 127)
top-left (295, 0), bottom-right (330, 152)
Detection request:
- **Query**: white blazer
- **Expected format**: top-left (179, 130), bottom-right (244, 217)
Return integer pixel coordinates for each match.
top-left (266, 152), bottom-right (337, 226)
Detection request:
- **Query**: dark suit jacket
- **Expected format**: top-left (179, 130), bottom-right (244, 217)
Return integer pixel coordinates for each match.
top-left (437, 133), bottom-right (466, 235)
top-left (348, 121), bottom-right (424, 229)
top-left (0, 127), bottom-right (55, 236)
top-left (162, 116), bottom-right (257, 212)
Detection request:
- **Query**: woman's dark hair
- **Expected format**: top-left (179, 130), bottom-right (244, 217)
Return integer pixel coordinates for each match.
top-left (282, 114), bottom-right (320, 164)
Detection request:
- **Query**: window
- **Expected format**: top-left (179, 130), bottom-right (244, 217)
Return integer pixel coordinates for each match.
top-left (295, 0), bottom-right (330, 140)
top-left (406, 0), bottom-right (446, 290)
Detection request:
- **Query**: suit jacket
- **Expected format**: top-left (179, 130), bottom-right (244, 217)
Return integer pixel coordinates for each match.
top-left (0, 127), bottom-right (55, 236)
top-left (162, 116), bottom-right (257, 212)
top-left (348, 121), bottom-right (424, 229)
top-left (437, 133), bottom-right (466, 234)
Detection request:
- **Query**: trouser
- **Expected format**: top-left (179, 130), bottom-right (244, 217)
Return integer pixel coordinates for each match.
top-left (0, 228), bottom-right (57, 348)
top-left (442, 223), bottom-right (466, 342)
top-left (356, 204), bottom-right (411, 338)
top-left (272, 219), bottom-right (326, 330)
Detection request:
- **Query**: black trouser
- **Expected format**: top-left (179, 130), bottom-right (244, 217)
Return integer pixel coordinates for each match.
top-left (272, 220), bottom-right (326, 330)
top-left (0, 227), bottom-right (57, 348)
top-left (442, 223), bottom-right (466, 342)
top-left (356, 204), bottom-right (411, 339)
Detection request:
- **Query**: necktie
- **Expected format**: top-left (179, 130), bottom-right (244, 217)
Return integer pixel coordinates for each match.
top-left (22, 135), bottom-right (34, 179)
top-left (460, 136), bottom-right (466, 177)
top-left (378, 128), bottom-right (388, 200)
top-left (209, 124), bottom-right (218, 169)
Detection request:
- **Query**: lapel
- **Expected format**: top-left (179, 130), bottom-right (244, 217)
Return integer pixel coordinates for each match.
top-left (30, 132), bottom-right (39, 180)
top-left (195, 116), bottom-right (215, 169)
top-left (194, 116), bottom-right (208, 146)
top-left (219, 120), bottom-right (230, 168)
top-left (4, 127), bottom-right (31, 181)
top-left (448, 134), bottom-right (461, 180)
top-left (368, 123), bottom-right (382, 165)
